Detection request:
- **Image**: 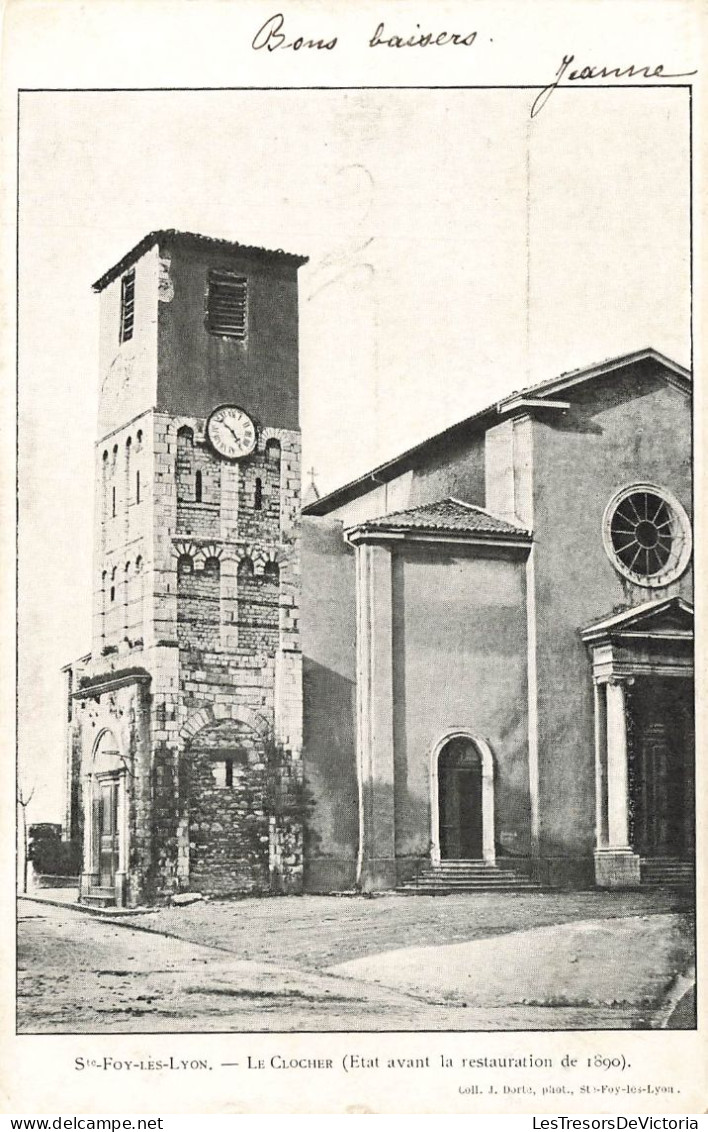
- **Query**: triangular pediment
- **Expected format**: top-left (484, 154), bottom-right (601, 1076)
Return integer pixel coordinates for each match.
top-left (580, 596), bottom-right (693, 643)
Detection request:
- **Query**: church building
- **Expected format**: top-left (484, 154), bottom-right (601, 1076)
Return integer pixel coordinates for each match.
top-left (62, 230), bottom-right (694, 906)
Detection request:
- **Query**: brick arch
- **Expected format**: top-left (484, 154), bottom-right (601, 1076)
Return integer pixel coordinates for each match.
top-left (173, 540), bottom-right (198, 561)
top-left (179, 703), bottom-right (269, 742)
top-left (194, 542), bottom-right (224, 568)
top-left (239, 544), bottom-right (285, 574)
top-left (258, 426), bottom-right (286, 450)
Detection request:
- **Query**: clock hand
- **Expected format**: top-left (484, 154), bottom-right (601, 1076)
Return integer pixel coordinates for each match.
top-left (223, 423), bottom-right (242, 443)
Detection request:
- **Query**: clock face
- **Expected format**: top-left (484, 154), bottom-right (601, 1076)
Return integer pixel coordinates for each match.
top-left (206, 406), bottom-right (257, 459)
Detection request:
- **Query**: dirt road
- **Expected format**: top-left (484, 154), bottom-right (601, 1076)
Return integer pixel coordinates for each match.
top-left (18, 896), bottom-right (693, 1033)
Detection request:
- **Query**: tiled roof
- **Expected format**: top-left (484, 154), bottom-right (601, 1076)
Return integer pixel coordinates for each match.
top-left (350, 498), bottom-right (530, 539)
top-left (304, 348), bottom-right (690, 517)
top-left (92, 229), bottom-right (308, 292)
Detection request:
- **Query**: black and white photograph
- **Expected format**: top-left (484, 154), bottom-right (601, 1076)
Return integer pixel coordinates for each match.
top-left (8, 3), bottom-right (703, 1110)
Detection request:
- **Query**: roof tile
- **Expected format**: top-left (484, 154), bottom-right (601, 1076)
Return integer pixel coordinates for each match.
top-left (351, 498), bottom-right (530, 538)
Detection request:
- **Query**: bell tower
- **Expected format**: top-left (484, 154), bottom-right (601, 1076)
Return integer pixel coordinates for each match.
top-left (68, 231), bottom-right (308, 907)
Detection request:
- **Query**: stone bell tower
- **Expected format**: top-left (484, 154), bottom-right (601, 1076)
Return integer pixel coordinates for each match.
top-left (65, 230), bottom-right (308, 907)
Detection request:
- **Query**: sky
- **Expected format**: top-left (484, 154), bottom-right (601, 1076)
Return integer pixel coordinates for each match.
top-left (17, 87), bottom-right (690, 823)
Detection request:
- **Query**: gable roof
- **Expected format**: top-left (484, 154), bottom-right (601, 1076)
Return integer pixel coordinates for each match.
top-left (580, 596), bottom-right (693, 643)
top-left (344, 498), bottom-right (531, 546)
top-left (304, 348), bottom-right (690, 517)
top-left (93, 230), bottom-right (308, 292)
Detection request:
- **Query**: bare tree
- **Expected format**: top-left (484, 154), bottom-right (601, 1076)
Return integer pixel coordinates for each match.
top-left (17, 783), bottom-right (35, 894)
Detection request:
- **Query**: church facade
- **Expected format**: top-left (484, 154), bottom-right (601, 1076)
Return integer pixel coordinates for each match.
top-left (301, 350), bottom-right (694, 893)
top-left (62, 230), bottom-right (694, 906)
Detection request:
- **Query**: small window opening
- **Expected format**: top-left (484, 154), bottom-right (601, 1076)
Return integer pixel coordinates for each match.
top-left (266, 439), bottom-right (281, 464)
top-left (120, 269), bottom-right (136, 343)
top-left (254, 477), bottom-right (262, 510)
top-left (136, 470), bottom-right (140, 504)
top-left (264, 560), bottom-right (280, 583)
top-left (207, 270), bottom-right (247, 338)
top-left (225, 758), bottom-right (234, 788)
top-left (195, 469), bottom-right (203, 503)
top-left (112, 486), bottom-right (116, 517)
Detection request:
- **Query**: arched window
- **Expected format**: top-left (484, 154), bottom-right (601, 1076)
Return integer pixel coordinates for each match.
top-left (254, 477), bottom-right (262, 510)
top-left (237, 556), bottom-right (254, 578)
top-left (126, 436), bottom-right (132, 451)
top-left (265, 439), bottom-right (281, 464)
top-left (177, 426), bottom-right (194, 444)
top-left (136, 429), bottom-right (143, 446)
top-left (102, 450), bottom-right (108, 464)
top-left (195, 470), bottom-right (203, 503)
top-left (112, 444), bottom-right (119, 461)
top-left (177, 554), bottom-right (194, 576)
top-left (203, 556), bottom-right (220, 577)
top-left (135, 555), bottom-right (143, 572)
top-left (110, 566), bottom-right (117, 603)
top-left (263, 560), bottom-right (279, 583)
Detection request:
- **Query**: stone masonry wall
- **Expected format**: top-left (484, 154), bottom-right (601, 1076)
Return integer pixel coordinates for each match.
top-left (146, 413), bottom-right (303, 899)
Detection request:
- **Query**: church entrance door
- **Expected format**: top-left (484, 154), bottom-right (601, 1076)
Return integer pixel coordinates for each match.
top-left (438, 738), bottom-right (483, 859)
top-left (98, 776), bottom-right (120, 886)
top-left (629, 678), bottom-right (694, 859)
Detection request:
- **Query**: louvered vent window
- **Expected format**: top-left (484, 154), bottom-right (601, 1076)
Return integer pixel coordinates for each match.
top-left (120, 269), bottom-right (135, 343)
top-left (207, 269), bottom-right (247, 338)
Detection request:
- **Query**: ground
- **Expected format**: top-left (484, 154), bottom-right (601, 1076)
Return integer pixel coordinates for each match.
top-left (17, 890), bottom-right (694, 1033)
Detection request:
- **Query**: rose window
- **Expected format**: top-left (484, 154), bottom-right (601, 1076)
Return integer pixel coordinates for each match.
top-left (603, 484), bottom-right (691, 588)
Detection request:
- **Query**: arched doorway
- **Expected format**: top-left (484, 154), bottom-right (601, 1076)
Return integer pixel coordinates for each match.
top-left (430, 732), bottom-right (495, 863)
top-left (83, 729), bottom-right (128, 903)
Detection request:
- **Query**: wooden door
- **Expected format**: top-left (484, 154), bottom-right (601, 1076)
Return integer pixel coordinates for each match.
top-left (439, 743), bottom-right (483, 859)
top-left (630, 679), bottom-right (693, 858)
top-left (98, 778), bottom-right (120, 886)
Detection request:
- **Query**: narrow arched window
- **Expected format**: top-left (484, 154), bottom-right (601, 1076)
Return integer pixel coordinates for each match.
top-left (254, 477), bottom-right (262, 510)
top-left (177, 554), bottom-right (193, 576)
top-left (136, 470), bottom-right (140, 504)
top-left (203, 556), bottom-right (220, 578)
top-left (238, 556), bottom-right (254, 578)
top-left (195, 470), bottom-right (203, 503)
top-left (265, 439), bottom-right (281, 464)
top-left (264, 560), bottom-right (280, 583)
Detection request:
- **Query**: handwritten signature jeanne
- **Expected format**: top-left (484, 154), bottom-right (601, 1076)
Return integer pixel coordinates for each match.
top-left (531, 54), bottom-right (697, 117)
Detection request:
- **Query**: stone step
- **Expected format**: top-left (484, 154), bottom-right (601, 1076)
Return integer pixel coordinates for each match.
top-left (81, 887), bottom-right (117, 908)
top-left (640, 858), bottom-right (694, 888)
top-left (398, 862), bottom-right (540, 894)
top-left (398, 883), bottom-right (539, 895)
